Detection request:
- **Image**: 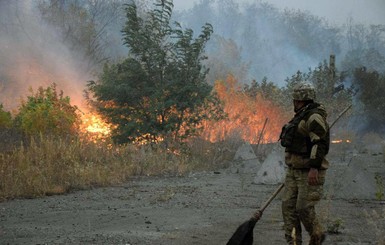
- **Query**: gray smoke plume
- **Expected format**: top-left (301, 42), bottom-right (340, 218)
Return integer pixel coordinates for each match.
top-left (0, 1), bottom-right (95, 111)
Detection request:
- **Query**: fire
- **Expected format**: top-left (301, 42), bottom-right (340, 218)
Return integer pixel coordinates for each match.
top-left (200, 75), bottom-right (289, 144)
top-left (132, 133), bottom-right (164, 145)
top-left (79, 112), bottom-right (112, 142)
top-left (82, 113), bottom-right (111, 135)
top-left (331, 139), bottom-right (351, 144)
top-left (75, 76), bottom-right (289, 145)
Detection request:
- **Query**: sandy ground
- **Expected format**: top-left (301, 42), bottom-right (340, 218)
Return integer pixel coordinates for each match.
top-left (1, 149), bottom-right (385, 245)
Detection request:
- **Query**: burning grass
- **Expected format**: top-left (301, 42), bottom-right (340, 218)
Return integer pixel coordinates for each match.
top-left (201, 76), bottom-right (289, 144)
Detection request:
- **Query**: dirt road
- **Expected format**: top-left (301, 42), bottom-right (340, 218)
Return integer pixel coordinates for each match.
top-left (1, 161), bottom-right (384, 245)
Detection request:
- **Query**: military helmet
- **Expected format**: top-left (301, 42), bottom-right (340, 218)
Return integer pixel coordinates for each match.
top-left (292, 82), bottom-right (316, 101)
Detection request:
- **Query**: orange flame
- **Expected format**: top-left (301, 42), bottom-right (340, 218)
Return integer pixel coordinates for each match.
top-left (200, 75), bottom-right (288, 144)
top-left (75, 76), bottom-right (289, 145)
top-left (331, 139), bottom-right (351, 144)
top-left (82, 113), bottom-right (111, 135)
top-left (79, 112), bottom-right (112, 142)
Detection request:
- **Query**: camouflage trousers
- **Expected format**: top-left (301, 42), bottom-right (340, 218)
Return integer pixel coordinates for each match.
top-left (282, 168), bottom-right (326, 244)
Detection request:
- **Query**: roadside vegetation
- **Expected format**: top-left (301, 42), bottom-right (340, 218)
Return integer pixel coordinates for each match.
top-left (1, 0), bottom-right (384, 203)
top-left (0, 132), bottom-right (231, 200)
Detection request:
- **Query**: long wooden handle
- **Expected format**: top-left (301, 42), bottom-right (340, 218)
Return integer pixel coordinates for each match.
top-left (260, 183), bottom-right (285, 212)
top-left (330, 104), bottom-right (352, 129)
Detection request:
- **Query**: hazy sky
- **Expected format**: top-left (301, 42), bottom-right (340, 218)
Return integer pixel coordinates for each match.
top-left (173, 0), bottom-right (385, 25)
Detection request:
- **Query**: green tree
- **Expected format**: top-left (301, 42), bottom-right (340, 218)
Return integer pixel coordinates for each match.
top-left (352, 68), bottom-right (385, 133)
top-left (88, 0), bottom-right (220, 144)
top-left (0, 104), bottom-right (12, 128)
top-left (15, 84), bottom-right (79, 136)
top-left (244, 77), bottom-right (285, 106)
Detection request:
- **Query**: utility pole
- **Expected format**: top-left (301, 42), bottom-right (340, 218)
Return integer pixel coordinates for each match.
top-left (329, 54), bottom-right (338, 97)
top-left (329, 54), bottom-right (336, 80)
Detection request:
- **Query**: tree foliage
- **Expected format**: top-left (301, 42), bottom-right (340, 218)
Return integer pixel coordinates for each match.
top-left (352, 68), bottom-right (385, 133)
top-left (15, 84), bottom-right (79, 136)
top-left (0, 104), bottom-right (12, 128)
top-left (243, 77), bottom-right (285, 107)
top-left (88, 0), bottom-right (220, 144)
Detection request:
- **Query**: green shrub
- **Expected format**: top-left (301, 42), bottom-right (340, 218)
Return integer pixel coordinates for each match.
top-left (327, 218), bottom-right (344, 234)
top-left (0, 104), bottom-right (12, 128)
top-left (15, 84), bottom-right (80, 136)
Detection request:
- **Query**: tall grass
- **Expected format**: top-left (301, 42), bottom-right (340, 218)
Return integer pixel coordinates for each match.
top-left (0, 135), bottom-right (232, 201)
top-left (0, 136), bottom-right (129, 200)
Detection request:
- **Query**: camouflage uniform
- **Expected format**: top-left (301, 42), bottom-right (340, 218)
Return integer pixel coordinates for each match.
top-left (280, 83), bottom-right (329, 245)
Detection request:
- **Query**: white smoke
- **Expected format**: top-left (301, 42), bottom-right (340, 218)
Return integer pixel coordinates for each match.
top-left (0, 1), bottom-right (93, 111)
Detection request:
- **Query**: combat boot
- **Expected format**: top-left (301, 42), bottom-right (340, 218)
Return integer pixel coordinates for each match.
top-left (308, 233), bottom-right (326, 245)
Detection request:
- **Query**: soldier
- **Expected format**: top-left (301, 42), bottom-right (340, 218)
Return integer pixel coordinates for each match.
top-left (279, 82), bottom-right (329, 245)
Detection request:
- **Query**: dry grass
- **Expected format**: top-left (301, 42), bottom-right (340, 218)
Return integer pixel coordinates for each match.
top-left (0, 134), bottom-right (237, 201)
top-left (0, 136), bottom-right (133, 200)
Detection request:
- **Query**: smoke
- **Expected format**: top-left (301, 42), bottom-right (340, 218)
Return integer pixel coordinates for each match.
top-left (0, 1), bottom-right (93, 112)
top-left (174, 1), bottom-right (330, 86)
